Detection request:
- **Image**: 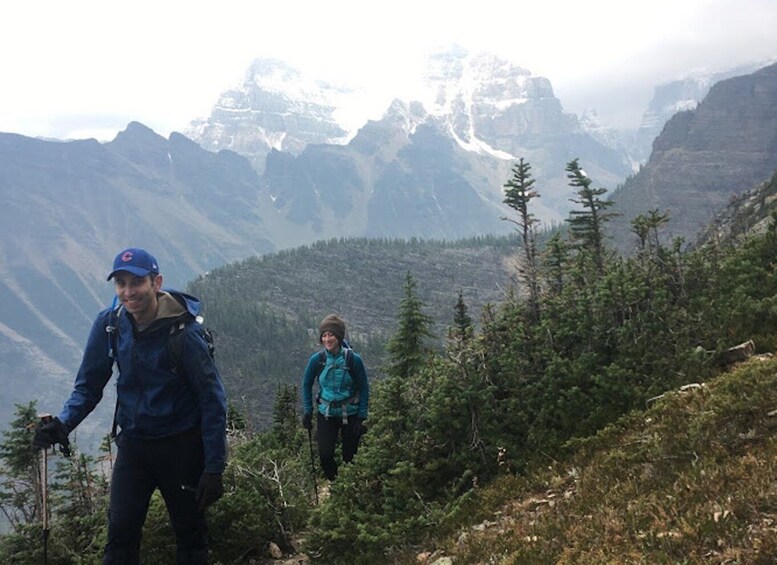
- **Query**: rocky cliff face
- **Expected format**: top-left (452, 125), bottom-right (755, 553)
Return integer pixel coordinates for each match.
top-left (185, 58), bottom-right (352, 174)
top-left (608, 62), bottom-right (777, 253)
top-left (421, 50), bottom-right (573, 141)
top-left (192, 50), bottom-right (632, 239)
top-left (261, 98), bottom-right (507, 241)
top-left (633, 60), bottom-right (776, 164)
top-left (416, 50), bottom-right (631, 214)
top-left (695, 171), bottom-right (777, 247)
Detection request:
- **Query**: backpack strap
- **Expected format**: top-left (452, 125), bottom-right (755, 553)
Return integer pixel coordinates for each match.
top-left (314, 347), bottom-right (355, 377)
top-left (105, 298), bottom-right (123, 364)
top-left (315, 347), bottom-right (358, 424)
top-left (106, 300), bottom-right (123, 439)
top-left (168, 321), bottom-right (187, 375)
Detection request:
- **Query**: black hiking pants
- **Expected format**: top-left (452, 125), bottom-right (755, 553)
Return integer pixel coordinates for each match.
top-left (103, 428), bottom-right (208, 565)
top-left (317, 412), bottom-right (361, 481)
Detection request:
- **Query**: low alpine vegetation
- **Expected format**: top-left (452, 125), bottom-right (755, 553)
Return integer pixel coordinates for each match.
top-left (2, 162), bottom-right (776, 563)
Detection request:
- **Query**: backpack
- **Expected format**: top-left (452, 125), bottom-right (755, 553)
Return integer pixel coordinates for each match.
top-left (314, 344), bottom-right (361, 423)
top-left (166, 317), bottom-right (216, 373)
top-left (105, 300), bottom-right (215, 437)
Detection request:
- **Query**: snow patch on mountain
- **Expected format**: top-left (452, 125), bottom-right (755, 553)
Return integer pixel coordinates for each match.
top-left (184, 58), bottom-right (353, 172)
top-left (420, 50), bottom-right (536, 119)
top-left (450, 127), bottom-right (515, 160)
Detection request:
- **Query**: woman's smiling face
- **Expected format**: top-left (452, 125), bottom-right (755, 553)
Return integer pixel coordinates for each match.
top-left (321, 330), bottom-right (340, 352)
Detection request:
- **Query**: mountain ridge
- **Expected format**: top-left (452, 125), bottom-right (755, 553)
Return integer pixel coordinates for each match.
top-left (187, 49), bottom-right (633, 228)
top-left (608, 61), bottom-right (777, 252)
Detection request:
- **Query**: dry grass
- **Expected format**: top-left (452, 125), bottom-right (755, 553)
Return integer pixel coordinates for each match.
top-left (413, 356), bottom-right (777, 564)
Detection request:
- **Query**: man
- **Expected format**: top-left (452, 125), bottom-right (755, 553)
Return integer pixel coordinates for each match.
top-left (34, 247), bottom-right (227, 564)
top-left (301, 314), bottom-right (369, 481)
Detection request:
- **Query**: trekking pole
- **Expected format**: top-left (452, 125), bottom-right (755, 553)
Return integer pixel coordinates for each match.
top-left (40, 442), bottom-right (49, 565)
top-left (307, 428), bottom-right (319, 505)
top-left (37, 415), bottom-right (54, 565)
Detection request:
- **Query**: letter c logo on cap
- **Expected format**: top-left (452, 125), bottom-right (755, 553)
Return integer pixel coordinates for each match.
top-left (121, 251), bottom-right (133, 262)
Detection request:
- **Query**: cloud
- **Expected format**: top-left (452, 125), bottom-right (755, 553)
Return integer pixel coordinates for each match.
top-left (1, 0), bottom-right (775, 138)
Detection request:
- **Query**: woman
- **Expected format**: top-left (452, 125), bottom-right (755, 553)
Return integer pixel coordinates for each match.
top-left (301, 314), bottom-right (369, 480)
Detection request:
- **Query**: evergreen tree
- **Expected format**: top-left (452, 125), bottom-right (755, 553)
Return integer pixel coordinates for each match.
top-left (0, 403), bottom-right (105, 563)
top-left (49, 450), bottom-right (109, 561)
top-left (565, 158), bottom-right (617, 275)
top-left (271, 383), bottom-right (299, 448)
top-left (385, 271), bottom-right (435, 379)
top-left (704, 211), bottom-right (777, 349)
top-left (0, 402), bottom-right (42, 530)
top-left (205, 415), bottom-right (311, 562)
top-left (448, 290), bottom-right (473, 346)
top-left (542, 231), bottom-right (569, 296)
top-left (502, 157), bottom-right (542, 318)
top-left (226, 400), bottom-right (249, 436)
top-left (631, 208), bottom-right (671, 256)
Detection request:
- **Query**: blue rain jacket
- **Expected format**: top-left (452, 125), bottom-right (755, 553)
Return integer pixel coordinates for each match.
top-left (58, 290), bottom-right (227, 474)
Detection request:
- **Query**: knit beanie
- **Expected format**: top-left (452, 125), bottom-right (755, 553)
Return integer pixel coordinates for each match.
top-left (319, 314), bottom-right (346, 344)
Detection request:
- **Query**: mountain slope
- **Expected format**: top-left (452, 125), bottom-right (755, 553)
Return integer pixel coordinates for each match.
top-left (263, 102), bottom-right (516, 241)
top-left (633, 59), bottom-right (777, 164)
top-left (608, 62), bottom-right (777, 253)
top-left (695, 170), bottom-right (777, 247)
top-left (186, 236), bottom-right (522, 429)
top-left (413, 356), bottom-right (777, 563)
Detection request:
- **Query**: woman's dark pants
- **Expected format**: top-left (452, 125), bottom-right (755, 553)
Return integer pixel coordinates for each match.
top-left (317, 412), bottom-right (361, 481)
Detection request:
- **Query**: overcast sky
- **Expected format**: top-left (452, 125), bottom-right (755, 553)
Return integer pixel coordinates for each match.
top-left (1, 0), bottom-right (775, 141)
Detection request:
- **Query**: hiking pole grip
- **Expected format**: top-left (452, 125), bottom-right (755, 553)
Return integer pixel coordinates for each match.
top-left (37, 413), bottom-right (71, 458)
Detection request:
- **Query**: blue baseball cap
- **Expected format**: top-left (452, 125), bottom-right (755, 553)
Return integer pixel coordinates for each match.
top-left (107, 248), bottom-right (160, 280)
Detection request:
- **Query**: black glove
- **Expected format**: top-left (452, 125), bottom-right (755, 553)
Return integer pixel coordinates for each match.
top-left (302, 413), bottom-right (313, 430)
top-left (195, 472), bottom-right (223, 512)
top-left (33, 417), bottom-right (70, 453)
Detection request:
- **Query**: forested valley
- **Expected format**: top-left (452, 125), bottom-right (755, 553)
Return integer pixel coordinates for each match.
top-left (2, 163), bottom-right (776, 563)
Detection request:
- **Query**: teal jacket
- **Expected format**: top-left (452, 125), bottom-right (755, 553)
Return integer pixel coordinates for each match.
top-left (301, 347), bottom-right (369, 420)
